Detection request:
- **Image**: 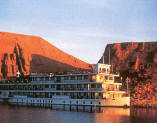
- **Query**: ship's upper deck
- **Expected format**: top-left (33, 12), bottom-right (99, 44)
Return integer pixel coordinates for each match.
top-left (0, 63), bottom-right (120, 84)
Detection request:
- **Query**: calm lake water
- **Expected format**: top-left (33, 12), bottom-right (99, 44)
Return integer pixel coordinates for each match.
top-left (0, 105), bottom-right (157, 123)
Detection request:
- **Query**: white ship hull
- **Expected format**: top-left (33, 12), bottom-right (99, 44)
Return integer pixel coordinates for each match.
top-left (8, 96), bottom-right (130, 107)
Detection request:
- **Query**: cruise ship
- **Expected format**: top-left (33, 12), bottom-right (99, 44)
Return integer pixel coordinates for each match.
top-left (0, 63), bottom-right (130, 108)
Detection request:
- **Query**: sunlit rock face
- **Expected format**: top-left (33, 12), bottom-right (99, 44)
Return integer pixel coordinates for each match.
top-left (99, 42), bottom-right (157, 107)
top-left (0, 32), bottom-right (90, 77)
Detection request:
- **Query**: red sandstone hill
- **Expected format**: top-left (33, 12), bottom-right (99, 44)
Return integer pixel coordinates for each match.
top-left (99, 42), bottom-right (157, 107)
top-left (99, 42), bottom-right (157, 73)
top-left (0, 32), bottom-right (90, 77)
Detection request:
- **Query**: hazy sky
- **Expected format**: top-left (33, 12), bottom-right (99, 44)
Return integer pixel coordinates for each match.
top-left (0, 0), bottom-right (157, 64)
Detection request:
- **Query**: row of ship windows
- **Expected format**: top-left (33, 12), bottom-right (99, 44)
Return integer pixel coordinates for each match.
top-left (99, 68), bottom-right (110, 73)
top-left (13, 93), bottom-right (104, 99)
top-left (99, 76), bottom-right (113, 80)
top-left (31, 75), bottom-right (89, 81)
top-left (31, 76), bottom-right (114, 81)
top-left (17, 99), bottom-right (101, 105)
top-left (0, 84), bottom-right (102, 90)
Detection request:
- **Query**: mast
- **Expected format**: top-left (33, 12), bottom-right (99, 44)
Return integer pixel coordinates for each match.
top-left (126, 77), bottom-right (129, 96)
top-left (103, 53), bottom-right (104, 64)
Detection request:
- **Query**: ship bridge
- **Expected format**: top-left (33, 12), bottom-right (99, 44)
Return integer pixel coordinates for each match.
top-left (93, 63), bottom-right (111, 74)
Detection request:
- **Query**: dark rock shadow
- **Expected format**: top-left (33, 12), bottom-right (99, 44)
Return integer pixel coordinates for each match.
top-left (30, 54), bottom-right (87, 73)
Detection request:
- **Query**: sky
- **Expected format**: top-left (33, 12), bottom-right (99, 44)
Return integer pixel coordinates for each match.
top-left (0, 0), bottom-right (157, 64)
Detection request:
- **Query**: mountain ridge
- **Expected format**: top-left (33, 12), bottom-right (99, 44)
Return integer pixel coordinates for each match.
top-left (0, 32), bottom-right (90, 77)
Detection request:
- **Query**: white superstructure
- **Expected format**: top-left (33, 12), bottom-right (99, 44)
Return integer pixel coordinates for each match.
top-left (0, 63), bottom-right (130, 108)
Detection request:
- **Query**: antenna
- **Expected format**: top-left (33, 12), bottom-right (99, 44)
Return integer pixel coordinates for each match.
top-left (109, 47), bottom-right (110, 65)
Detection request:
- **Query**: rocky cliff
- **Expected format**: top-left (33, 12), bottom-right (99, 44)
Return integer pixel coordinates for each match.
top-left (0, 32), bottom-right (90, 77)
top-left (99, 42), bottom-right (157, 107)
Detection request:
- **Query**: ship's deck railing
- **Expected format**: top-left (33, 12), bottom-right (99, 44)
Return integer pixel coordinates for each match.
top-left (0, 81), bottom-right (123, 86)
top-left (59, 80), bottom-right (91, 83)
top-left (42, 88), bottom-right (104, 91)
top-left (0, 87), bottom-right (122, 92)
top-left (0, 80), bottom-right (98, 84)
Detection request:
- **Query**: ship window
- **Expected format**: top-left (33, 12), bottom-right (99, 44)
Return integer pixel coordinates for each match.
top-left (105, 76), bottom-right (108, 80)
top-left (102, 68), bottom-right (106, 73)
top-left (99, 93), bottom-right (102, 96)
top-left (51, 85), bottom-right (55, 88)
top-left (109, 77), bottom-right (113, 80)
top-left (37, 77), bottom-right (40, 81)
top-left (45, 85), bottom-right (49, 88)
top-left (84, 84), bottom-right (88, 88)
top-left (64, 76), bottom-right (69, 80)
top-left (77, 76), bottom-right (82, 80)
top-left (56, 77), bottom-right (61, 82)
top-left (99, 68), bottom-right (102, 73)
top-left (34, 77), bottom-right (37, 81)
top-left (56, 92), bottom-right (60, 95)
top-left (91, 84), bottom-right (95, 88)
top-left (77, 84), bottom-right (81, 88)
top-left (84, 75), bottom-right (88, 80)
top-left (50, 77), bottom-right (54, 80)
top-left (107, 69), bottom-right (109, 73)
top-left (94, 68), bottom-right (96, 73)
top-left (70, 76), bottom-right (75, 80)
top-left (97, 84), bottom-right (102, 88)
